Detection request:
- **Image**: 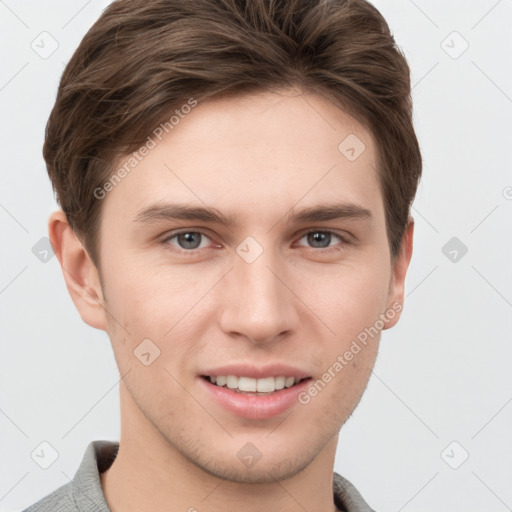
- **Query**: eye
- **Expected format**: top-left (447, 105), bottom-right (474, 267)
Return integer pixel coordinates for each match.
top-left (296, 230), bottom-right (347, 250)
top-left (163, 231), bottom-right (214, 251)
top-left (161, 229), bottom-right (349, 254)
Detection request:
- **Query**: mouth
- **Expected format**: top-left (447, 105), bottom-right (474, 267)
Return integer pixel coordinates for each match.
top-left (198, 365), bottom-right (313, 419)
top-left (200, 375), bottom-right (311, 396)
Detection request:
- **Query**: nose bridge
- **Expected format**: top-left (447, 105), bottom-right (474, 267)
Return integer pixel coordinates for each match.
top-left (219, 238), bottom-right (297, 343)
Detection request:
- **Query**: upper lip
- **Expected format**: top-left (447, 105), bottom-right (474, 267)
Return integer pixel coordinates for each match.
top-left (200, 363), bottom-right (311, 380)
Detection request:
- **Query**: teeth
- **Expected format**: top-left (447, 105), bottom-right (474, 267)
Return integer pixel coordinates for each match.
top-left (275, 376), bottom-right (286, 390)
top-left (239, 377), bottom-right (257, 392)
top-left (226, 375), bottom-right (238, 389)
top-left (256, 376), bottom-right (274, 393)
top-left (208, 375), bottom-right (300, 393)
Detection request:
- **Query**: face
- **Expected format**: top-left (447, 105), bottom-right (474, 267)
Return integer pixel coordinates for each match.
top-left (95, 88), bottom-right (407, 483)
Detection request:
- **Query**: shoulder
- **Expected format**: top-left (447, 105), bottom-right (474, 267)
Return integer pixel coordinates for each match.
top-left (22, 440), bottom-right (118, 512)
top-left (22, 482), bottom-right (76, 512)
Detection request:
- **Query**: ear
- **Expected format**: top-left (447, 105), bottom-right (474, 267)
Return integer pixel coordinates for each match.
top-left (48, 210), bottom-right (108, 331)
top-left (383, 217), bottom-right (414, 330)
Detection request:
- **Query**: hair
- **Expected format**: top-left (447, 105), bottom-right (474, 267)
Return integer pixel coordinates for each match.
top-left (44, 0), bottom-right (422, 268)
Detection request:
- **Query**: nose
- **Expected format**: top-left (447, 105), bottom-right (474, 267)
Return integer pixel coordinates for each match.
top-left (218, 245), bottom-right (299, 345)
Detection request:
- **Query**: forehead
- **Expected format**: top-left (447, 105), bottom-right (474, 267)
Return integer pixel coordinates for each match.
top-left (102, 88), bottom-right (383, 226)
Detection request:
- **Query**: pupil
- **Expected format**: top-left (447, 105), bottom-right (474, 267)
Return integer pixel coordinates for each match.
top-left (308, 232), bottom-right (330, 248)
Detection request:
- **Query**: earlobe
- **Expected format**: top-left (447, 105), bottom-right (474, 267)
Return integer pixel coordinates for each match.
top-left (383, 217), bottom-right (414, 330)
top-left (48, 211), bottom-right (108, 331)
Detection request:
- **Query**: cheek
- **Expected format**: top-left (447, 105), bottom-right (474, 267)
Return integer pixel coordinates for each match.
top-left (300, 328), bottom-right (380, 425)
top-left (101, 257), bottom-right (213, 381)
top-left (102, 255), bottom-right (199, 333)
top-left (292, 257), bottom-right (389, 405)
top-left (297, 257), bottom-right (391, 337)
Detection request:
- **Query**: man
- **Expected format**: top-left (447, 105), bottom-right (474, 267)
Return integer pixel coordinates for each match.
top-left (25, 0), bottom-right (421, 510)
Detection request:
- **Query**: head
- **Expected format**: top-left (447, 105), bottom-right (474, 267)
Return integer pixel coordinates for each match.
top-left (47, 0), bottom-right (421, 483)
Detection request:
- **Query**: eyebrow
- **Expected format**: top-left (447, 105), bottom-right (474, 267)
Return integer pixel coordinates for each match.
top-left (133, 201), bottom-right (373, 226)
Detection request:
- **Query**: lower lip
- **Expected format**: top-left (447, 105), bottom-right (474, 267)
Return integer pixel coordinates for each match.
top-left (198, 377), bottom-right (311, 420)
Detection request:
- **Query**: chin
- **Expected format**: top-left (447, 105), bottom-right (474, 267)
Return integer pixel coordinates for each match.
top-left (198, 452), bottom-right (313, 484)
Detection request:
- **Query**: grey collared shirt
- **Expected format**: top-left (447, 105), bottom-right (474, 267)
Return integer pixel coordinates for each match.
top-left (23, 441), bottom-right (376, 512)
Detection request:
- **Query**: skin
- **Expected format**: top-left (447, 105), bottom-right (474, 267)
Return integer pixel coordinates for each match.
top-left (49, 88), bottom-right (413, 512)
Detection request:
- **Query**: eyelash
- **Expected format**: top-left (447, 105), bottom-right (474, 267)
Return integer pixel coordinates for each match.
top-left (160, 229), bottom-right (350, 255)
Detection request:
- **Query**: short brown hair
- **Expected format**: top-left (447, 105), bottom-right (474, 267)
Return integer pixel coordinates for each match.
top-left (44, 0), bottom-right (421, 267)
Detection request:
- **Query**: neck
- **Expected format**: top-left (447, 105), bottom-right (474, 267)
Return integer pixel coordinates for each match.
top-left (101, 384), bottom-right (340, 512)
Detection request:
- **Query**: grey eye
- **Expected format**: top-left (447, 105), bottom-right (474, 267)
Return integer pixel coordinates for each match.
top-left (166, 231), bottom-right (209, 250)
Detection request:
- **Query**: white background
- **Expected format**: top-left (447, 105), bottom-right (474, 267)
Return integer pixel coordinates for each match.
top-left (1, 1), bottom-right (511, 511)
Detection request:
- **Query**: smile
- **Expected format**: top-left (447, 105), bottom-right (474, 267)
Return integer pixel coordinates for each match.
top-left (203, 375), bottom-right (308, 395)
top-left (199, 373), bottom-right (312, 419)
